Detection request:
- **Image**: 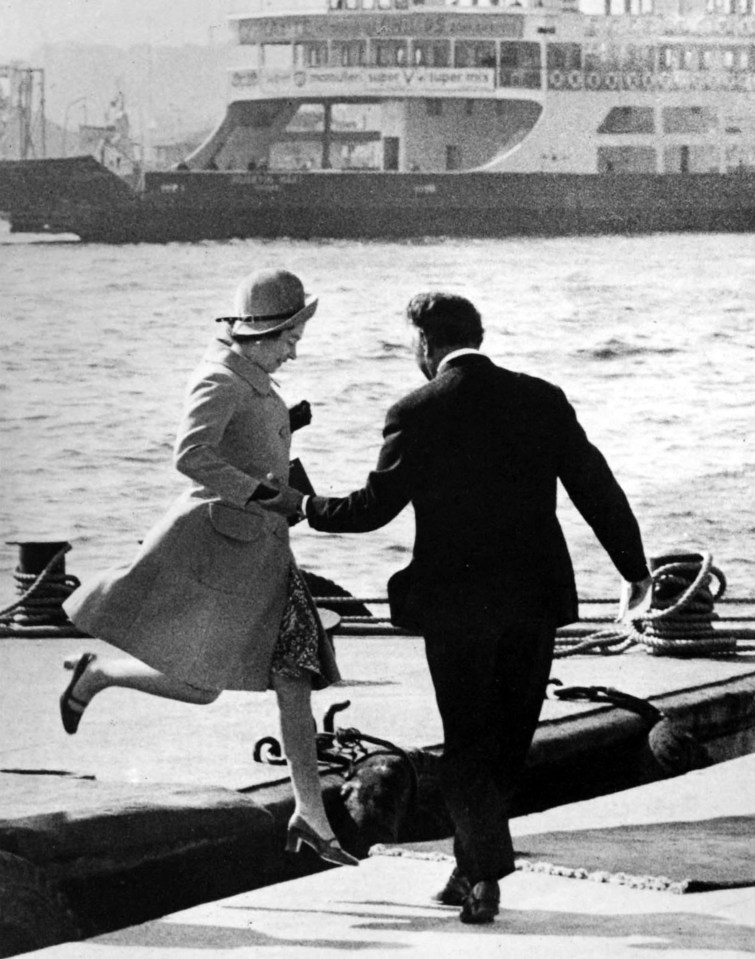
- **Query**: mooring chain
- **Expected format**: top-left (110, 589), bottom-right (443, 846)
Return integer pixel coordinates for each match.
top-left (253, 704), bottom-right (420, 813)
top-left (547, 679), bottom-right (663, 723)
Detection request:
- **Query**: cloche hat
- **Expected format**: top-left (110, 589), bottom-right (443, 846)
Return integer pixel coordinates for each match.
top-left (216, 268), bottom-right (318, 337)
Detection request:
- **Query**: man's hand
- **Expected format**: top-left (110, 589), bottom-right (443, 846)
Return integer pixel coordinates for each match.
top-left (616, 575), bottom-right (654, 623)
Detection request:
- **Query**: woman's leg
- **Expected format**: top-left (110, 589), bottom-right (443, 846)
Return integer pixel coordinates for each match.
top-left (64, 650), bottom-right (220, 716)
top-left (272, 670), bottom-right (333, 837)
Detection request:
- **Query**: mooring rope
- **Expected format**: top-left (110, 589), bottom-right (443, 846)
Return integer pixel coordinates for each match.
top-left (0, 544), bottom-right (86, 638)
top-left (1, 545), bottom-right (752, 654)
top-left (553, 552), bottom-right (737, 658)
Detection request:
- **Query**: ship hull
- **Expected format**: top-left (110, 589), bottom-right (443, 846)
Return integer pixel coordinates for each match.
top-left (3, 160), bottom-right (755, 242)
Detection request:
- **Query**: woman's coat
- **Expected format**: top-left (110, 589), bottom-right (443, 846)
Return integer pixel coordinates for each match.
top-left (64, 337), bottom-right (300, 691)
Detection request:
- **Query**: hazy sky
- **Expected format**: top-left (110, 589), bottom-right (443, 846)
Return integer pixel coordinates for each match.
top-left (1, 0), bottom-right (230, 61)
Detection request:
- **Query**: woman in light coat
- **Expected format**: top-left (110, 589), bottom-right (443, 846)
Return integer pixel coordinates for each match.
top-left (60, 268), bottom-right (356, 867)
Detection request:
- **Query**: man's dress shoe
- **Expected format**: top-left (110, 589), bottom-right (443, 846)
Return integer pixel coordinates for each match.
top-left (431, 868), bottom-right (471, 906)
top-left (460, 880), bottom-right (500, 924)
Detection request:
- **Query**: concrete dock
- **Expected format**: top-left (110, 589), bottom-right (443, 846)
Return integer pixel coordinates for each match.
top-left (20, 753), bottom-right (755, 959)
top-left (1, 632), bottom-right (753, 956)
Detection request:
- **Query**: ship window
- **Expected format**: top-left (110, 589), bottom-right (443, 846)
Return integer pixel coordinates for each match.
top-left (296, 42), bottom-right (329, 68)
top-left (583, 46), bottom-right (601, 72)
top-left (500, 43), bottom-right (518, 68)
top-left (723, 49), bottom-right (735, 70)
top-left (683, 48), bottom-right (699, 71)
top-left (454, 41), bottom-right (496, 69)
top-left (378, 0), bottom-right (392, 8)
top-left (547, 43), bottom-right (582, 71)
top-left (446, 145), bottom-right (462, 171)
top-left (412, 40), bottom-right (451, 67)
top-left (346, 0), bottom-right (359, 8)
top-left (465, 99), bottom-right (475, 114)
top-left (333, 40), bottom-right (366, 66)
top-left (371, 40), bottom-right (408, 66)
top-left (598, 106), bottom-right (655, 134)
top-left (362, 0), bottom-right (376, 7)
top-left (499, 41), bottom-right (540, 69)
top-left (623, 45), bottom-right (655, 71)
top-left (238, 20), bottom-right (256, 46)
top-left (659, 46), bottom-right (681, 71)
top-left (499, 42), bottom-right (541, 88)
top-left (663, 106), bottom-right (718, 133)
top-left (598, 147), bottom-right (656, 174)
top-left (585, 43), bottom-right (620, 71)
top-left (289, 104), bottom-right (325, 132)
top-left (427, 99), bottom-right (443, 116)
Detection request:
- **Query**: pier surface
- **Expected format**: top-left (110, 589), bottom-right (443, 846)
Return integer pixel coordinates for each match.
top-left (0, 634), bottom-right (753, 955)
top-left (2, 635), bottom-right (754, 787)
top-left (22, 752), bottom-right (755, 959)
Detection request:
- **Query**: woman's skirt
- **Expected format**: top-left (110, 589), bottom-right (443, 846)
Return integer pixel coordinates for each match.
top-left (269, 563), bottom-right (340, 690)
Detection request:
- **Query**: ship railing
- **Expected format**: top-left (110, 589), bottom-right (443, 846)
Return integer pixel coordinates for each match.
top-left (228, 0), bottom-right (565, 17)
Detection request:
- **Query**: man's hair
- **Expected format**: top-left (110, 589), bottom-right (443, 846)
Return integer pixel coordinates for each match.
top-left (406, 292), bottom-right (484, 350)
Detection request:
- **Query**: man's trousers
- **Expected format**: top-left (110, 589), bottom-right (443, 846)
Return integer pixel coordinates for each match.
top-left (423, 617), bottom-right (556, 884)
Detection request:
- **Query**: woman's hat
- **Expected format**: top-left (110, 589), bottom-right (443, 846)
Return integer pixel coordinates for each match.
top-left (216, 268), bottom-right (318, 337)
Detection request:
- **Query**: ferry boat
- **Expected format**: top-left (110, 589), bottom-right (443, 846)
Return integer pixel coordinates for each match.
top-left (1, 0), bottom-right (755, 241)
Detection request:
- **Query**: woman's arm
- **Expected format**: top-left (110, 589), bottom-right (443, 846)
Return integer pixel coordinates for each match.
top-left (173, 369), bottom-right (268, 507)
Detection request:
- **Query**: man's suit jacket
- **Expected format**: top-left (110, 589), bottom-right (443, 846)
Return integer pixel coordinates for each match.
top-left (307, 353), bottom-right (649, 632)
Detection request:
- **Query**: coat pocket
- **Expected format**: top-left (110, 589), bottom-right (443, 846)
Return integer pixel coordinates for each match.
top-left (209, 502), bottom-right (265, 541)
top-left (188, 503), bottom-right (269, 596)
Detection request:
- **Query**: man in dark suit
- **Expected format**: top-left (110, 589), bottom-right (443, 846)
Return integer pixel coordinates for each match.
top-left (304, 292), bottom-right (652, 923)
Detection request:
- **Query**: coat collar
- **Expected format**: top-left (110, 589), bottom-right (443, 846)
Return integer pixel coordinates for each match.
top-left (203, 336), bottom-right (272, 395)
top-left (438, 351), bottom-right (493, 375)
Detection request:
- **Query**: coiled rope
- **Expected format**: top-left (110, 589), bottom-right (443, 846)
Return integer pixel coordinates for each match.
top-left (0, 544), bottom-right (86, 638)
top-left (554, 552), bottom-right (737, 658)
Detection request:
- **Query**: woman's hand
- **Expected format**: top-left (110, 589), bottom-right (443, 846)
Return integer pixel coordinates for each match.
top-left (263, 485), bottom-right (304, 519)
top-left (250, 473), bottom-right (304, 521)
top-left (289, 400), bottom-right (312, 433)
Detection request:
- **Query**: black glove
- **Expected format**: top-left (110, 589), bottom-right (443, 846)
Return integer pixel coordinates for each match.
top-left (289, 400), bottom-right (312, 433)
top-left (249, 477), bottom-right (304, 524)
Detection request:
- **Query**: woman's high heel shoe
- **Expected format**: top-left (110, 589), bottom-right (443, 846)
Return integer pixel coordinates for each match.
top-left (285, 817), bottom-right (359, 867)
top-left (59, 652), bottom-right (96, 735)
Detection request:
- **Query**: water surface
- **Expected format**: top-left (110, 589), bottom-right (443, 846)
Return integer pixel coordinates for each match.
top-left (1, 227), bottom-right (753, 606)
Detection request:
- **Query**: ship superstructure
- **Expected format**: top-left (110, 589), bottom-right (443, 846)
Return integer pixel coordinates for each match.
top-left (186, 0), bottom-right (755, 178)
